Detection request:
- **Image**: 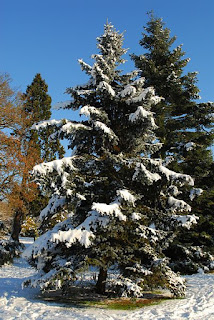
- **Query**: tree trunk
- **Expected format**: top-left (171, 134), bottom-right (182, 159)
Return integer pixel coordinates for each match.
top-left (11, 209), bottom-right (23, 242)
top-left (96, 267), bottom-right (107, 294)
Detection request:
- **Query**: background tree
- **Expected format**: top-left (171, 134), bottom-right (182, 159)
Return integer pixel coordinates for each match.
top-left (0, 73), bottom-right (64, 241)
top-left (132, 12), bottom-right (214, 271)
top-left (22, 73), bottom-right (64, 162)
top-left (0, 73), bottom-right (40, 242)
top-left (0, 202), bottom-right (13, 239)
top-left (0, 73), bottom-right (22, 199)
top-left (24, 23), bottom-right (199, 298)
top-left (12, 74), bottom-right (65, 241)
top-left (132, 13), bottom-right (213, 168)
top-left (20, 74), bottom-right (64, 224)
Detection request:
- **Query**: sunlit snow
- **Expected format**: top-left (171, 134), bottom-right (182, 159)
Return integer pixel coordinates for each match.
top-left (1, 238), bottom-right (214, 320)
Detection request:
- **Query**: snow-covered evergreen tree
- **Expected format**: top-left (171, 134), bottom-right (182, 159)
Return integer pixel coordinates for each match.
top-left (24, 23), bottom-right (197, 298)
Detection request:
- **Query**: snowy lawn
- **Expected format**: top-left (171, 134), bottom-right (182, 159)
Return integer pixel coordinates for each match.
top-left (0, 238), bottom-right (214, 320)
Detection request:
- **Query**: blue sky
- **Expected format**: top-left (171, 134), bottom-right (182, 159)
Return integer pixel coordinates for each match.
top-left (1, 0), bottom-right (214, 122)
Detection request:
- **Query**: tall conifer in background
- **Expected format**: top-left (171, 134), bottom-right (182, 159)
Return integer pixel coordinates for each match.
top-left (21, 74), bottom-right (64, 220)
top-left (23, 73), bottom-right (64, 162)
top-left (10, 74), bottom-right (65, 240)
top-left (132, 13), bottom-right (214, 270)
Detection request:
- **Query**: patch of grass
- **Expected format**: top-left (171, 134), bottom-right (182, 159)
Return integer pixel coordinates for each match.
top-left (39, 287), bottom-right (172, 311)
top-left (80, 297), bottom-right (169, 310)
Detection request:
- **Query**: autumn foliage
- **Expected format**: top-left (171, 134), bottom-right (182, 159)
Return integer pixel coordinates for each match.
top-left (0, 73), bottom-right (41, 239)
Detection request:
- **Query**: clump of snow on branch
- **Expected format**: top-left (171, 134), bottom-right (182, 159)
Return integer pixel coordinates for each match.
top-left (184, 142), bottom-right (195, 151)
top-left (39, 195), bottom-right (66, 220)
top-left (23, 223), bottom-right (62, 260)
top-left (131, 212), bottom-right (142, 220)
top-left (119, 85), bottom-right (136, 97)
top-left (94, 121), bottom-right (118, 141)
top-left (79, 105), bottom-right (102, 119)
top-left (126, 86), bottom-right (162, 105)
top-left (32, 119), bottom-right (63, 130)
top-left (133, 162), bottom-right (161, 184)
top-left (33, 157), bottom-right (77, 176)
top-left (157, 163), bottom-right (194, 186)
top-left (168, 185), bottom-right (181, 196)
top-left (61, 122), bottom-right (91, 134)
top-left (32, 119), bottom-right (91, 136)
top-left (129, 106), bottom-right (156, 129)
top-left (78, 59), bottom-right (92, 74)
top-left (189, 188), bottom-right (203, 201)
top-left (97, 81), bottom-right (116, 96)
top-left (168, 196), bottom-right (191, 212)
top-left (92, 201), bottom-right (126, 221)
top-left (52, 228), bottom-right (93, 248)
top-left (52, 210), bottom-right (110, 248)
top-left (116, 189), bottom-right (136, 205)
top-left (171, 214), bottom-right (199, 229)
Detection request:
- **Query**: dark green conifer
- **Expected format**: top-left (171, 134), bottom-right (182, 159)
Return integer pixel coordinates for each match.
top-left (23, 73), bottom-right (64, 161)
top-left (22, 74), bottom-right (64, 219)
top-left (132, 13), bottom-right (214, 271)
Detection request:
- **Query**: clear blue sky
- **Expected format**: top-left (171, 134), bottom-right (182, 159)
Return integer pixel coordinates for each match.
top-left (1, 0), bottom-right (214, 122)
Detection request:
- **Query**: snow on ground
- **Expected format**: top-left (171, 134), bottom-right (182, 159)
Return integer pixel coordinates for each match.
top-left (0, 238), bottom-right (214, 320)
